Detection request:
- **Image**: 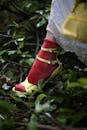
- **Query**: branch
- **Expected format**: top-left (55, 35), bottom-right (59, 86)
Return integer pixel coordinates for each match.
top-left (14, 122), bottom-right (87, 130)
top-left (37, 124), bottom-right (61, 130)
top-left (0, 33), bottom-right (12, 38)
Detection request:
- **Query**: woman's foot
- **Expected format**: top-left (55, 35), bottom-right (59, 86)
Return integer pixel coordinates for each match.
top-left (12, 38), bottom-right (62, 97)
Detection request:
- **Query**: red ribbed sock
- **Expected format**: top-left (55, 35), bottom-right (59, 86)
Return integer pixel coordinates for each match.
top-left (28, 38), bottom-right (58, 84)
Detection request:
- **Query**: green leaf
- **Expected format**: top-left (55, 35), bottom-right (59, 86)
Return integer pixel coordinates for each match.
top-left (58, 108), bottom-right (73, 114)
top-left (27, 114), bottom-right (38, 130)
top-left (0, 114), bottom-right (5, 120)
top-left (9, 21), bottom-right (19, 28)
top-left (67, 81), bottom-right (81, 88)
top-left (24, 58), bottom-right (34, 66)
top-left (0, 100), bottom-right (17, 114)
top-left (36, 18), bottom-right (47, 28)
top-left (17, 37), bottom-right (25, 42)
top-left (11, 96), bottom-right (23, 102)
top-left (57, 115), bottom-right (67, 125)
top-left (8, 50), bottom-right (16, 55)
top-left (0, 89), bottom-right (6, 95)
top-left (36, 94), bottom-right (47, 103)
top-left (35, 102), bottom-right (50, 113)
top-left (78, 77), bottom-right (87, 85)
top-left (71, 112), bottom-right (86, 125)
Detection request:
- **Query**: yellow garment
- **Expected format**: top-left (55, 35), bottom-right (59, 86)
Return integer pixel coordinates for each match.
top-left (62, 0), bottom-right (87, 43)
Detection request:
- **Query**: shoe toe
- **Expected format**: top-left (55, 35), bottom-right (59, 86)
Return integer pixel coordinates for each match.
top-left (13, 84), bottom-right (26, 92)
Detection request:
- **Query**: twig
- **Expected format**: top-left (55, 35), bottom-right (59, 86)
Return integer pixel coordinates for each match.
top-left (10, 1), bottom-right (29, 16)
top-left (44, 112), bottom-right (60, 126)
top-left (37, 124), bottom-right (61, 130)
top-left (19, 67), bottom-right (24, 83)
top-left (0, 33), bottom-right (12, 38)
top-left (1, 63), bottom-right (10, 72)
top-left (14, 122), bottom-right (87, 130)
top-left (34, 30), bottom-right (40, 56)
top-left (14, 122), bottom-right (60, 130)
top-left (38, 125), bottom-right (87, 130)
top-left (25, 42), bottom-right (41, 47)
top-left (6, 61), bottom-right (28, 68)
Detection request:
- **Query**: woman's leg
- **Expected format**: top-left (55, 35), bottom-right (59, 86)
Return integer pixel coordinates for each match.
top-left (27, 31), bottom-right (59, 85)
top-left (12, 31), bottom-right (61, 95)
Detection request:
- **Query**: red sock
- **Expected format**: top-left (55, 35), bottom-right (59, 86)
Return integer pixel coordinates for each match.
top-left (27, 38), bottom-right (59, 85)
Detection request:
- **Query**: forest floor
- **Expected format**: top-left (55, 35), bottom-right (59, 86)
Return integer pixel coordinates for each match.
top-left (0, 50), bottom-right (87, 130)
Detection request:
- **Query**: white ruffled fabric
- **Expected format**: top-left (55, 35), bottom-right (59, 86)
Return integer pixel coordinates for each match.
top-left (47, 0), bottom-right (87, 65)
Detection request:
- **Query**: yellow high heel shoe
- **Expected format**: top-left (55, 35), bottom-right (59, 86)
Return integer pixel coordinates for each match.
top-left (12, 47), bottom-right (62, 97)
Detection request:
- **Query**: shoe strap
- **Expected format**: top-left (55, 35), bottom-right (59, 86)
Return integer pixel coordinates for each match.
top-left (36, 55), bottom-right (60, 65)
top-left (41, 47), bottom-right (58, 53)
top-left (22, 78), bottom-right (38, 93)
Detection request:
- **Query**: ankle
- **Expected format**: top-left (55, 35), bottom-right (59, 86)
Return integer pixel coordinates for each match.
top-left (38, 38), bottom-right (58, 60)
top-left (46, 31), bottom-right (56, 43)
top-left (42, 38), bottom-right (58, 48)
